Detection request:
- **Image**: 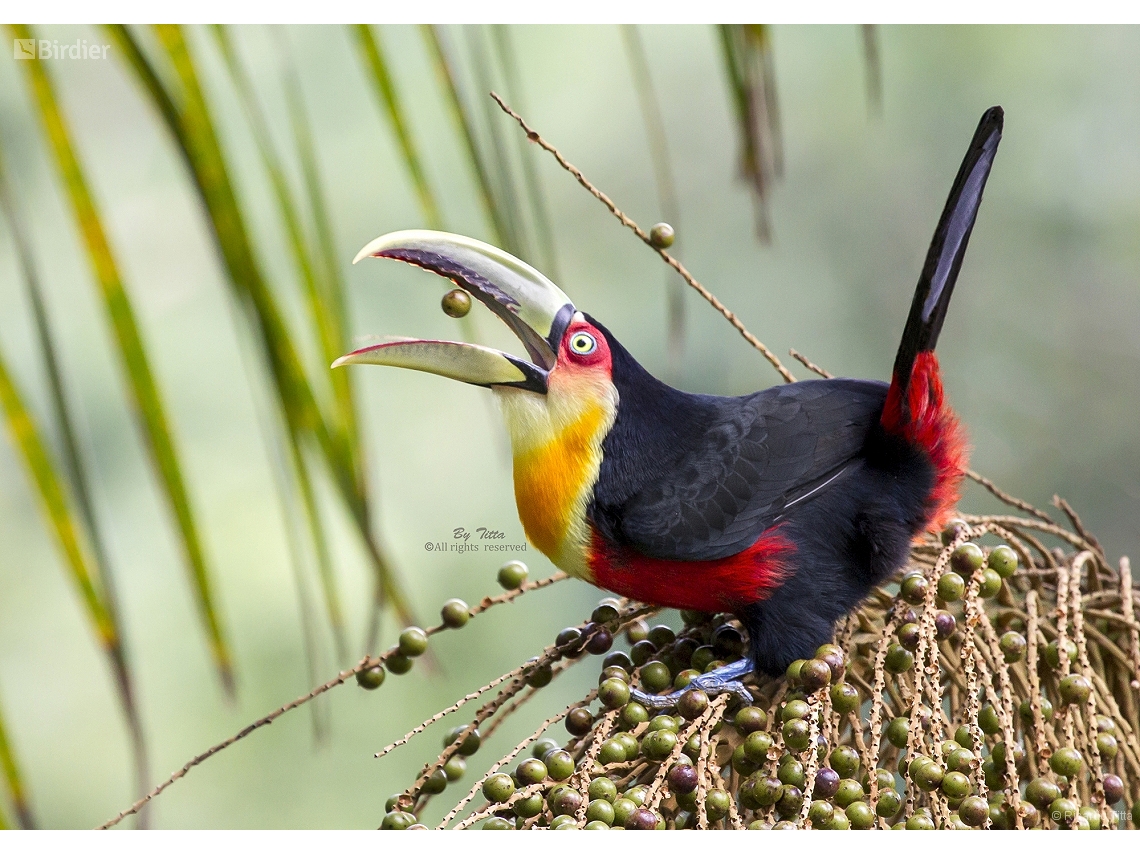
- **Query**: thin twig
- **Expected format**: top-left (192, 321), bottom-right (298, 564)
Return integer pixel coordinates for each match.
top-left (490, 91), bottom-right (796, 385)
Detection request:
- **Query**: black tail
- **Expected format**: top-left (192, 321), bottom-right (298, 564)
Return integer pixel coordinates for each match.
top-left (891, 106), bottom-right (1003, 391)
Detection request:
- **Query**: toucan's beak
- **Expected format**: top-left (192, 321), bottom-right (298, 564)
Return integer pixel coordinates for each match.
top-left (333, 230), bottom-right (576, 395)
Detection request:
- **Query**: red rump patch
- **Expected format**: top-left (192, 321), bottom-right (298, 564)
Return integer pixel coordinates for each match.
top-left (588, 527), bottom-right (794, 612)
top-left (880, 351), bottom-right (968, 530)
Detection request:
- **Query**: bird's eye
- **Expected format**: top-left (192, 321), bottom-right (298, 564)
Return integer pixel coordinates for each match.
top-left (569, 332), bottom-right (597, 355)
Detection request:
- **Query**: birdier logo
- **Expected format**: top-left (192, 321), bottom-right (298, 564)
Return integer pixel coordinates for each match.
top-left (13, 38), bottom-right (110, 60)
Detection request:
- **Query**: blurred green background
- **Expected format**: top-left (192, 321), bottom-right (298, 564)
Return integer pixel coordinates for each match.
top-left (0, 24), bottom-right (1137, 828)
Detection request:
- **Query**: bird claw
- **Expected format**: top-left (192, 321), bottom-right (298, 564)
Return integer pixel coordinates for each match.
top-left (629, 658), bottom-right (756, 711)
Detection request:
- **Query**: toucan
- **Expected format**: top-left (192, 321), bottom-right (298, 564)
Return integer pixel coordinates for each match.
top-left (336, 107), bottom-right (1003, 705)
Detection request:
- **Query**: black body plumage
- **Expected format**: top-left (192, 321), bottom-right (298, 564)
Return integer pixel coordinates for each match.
top-left (586, 107), bottom-right (1003, 676)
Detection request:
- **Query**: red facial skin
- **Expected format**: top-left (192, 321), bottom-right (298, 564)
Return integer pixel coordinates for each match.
top-left (553, 318), bottom-right (613, 377)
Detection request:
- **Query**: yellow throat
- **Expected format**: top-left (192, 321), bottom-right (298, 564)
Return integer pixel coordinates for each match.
top-left (493, 368), bottom-right (618, 581)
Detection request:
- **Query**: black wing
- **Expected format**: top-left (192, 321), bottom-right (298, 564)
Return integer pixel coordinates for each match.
top-left (589, 376), bottom-right (888, 562)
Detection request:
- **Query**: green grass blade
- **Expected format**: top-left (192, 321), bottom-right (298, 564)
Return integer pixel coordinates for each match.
top-left (490, 25), bottom-right (559, 280)
top-left (275, 33), bottom-right (360, 462)
top-left (420, 25), bottom-right (507, 246)
top-left (211, 26), bottom-right (350, 659)
top-left (0, 692), bottom-right (34, 828)
top-left (0, 136), bottom-right (153, 826)
top-left (0, 351), bottom-right (114, 686)
top-left (142, 25), bottom-right (418, 630)
top-left (9, 23), bottom-right (234, 695)
top-left (352, 24), bottom-right (443, 230)
top-left (621, 25), bottom-right (685, 375)
top-left (716, 24), bottom-right (781, 241)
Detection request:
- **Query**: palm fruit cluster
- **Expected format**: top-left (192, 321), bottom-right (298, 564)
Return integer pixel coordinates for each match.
top-left (369, 511), bottom-right (1139, 830)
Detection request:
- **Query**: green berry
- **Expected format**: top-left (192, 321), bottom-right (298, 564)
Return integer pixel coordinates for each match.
top-left (978, 568), bottom-right (1003, 598)
top-left (899, 572), bottom-right (929, 605)
top-left (884, 644), bottom-right (914, 674)
top-left (483, 773), bottom-right (515, 802)
top-left (776, 759), bottom-right (805, 789)
top-left (444, 725), bottom-right (481, 755)
top-left (781, 699), bottom-right (810, 721)
top-left (545, 749), bottom-right (575, 781)
top-left (1097, 732), bottom-right (1119, 760)
top-left (1025, 776), bottom-right (1062, 810)
top-left (705, 789), bottom-right (731, 822)
top-left (598, 739), bottom-right (626, 765)
top-left (958, 795), bottom-right (989, 827)
top-left (946, 747), bottom-right (975, 774)
top-left (887, 716), bottom-right (910, 749)
top-left (830, 745), bottom-right (860, 779)
top-left (775, 785), bottom-right (804, 818)
top-left (422, 768), bottom-right (447, 794)
top-left (908, 756), bottom-right (944, 791)
top-left (978, 704), bottom-right (1001, 735)
top-left (951, 542), bottom-right (985, 574)
top-left (1019, 696), bottom-right (1054, 723)
top-left (625, 619), bottom-right (649, 644)
top-left (1045, 638), bottom-right (1078, 669)
top-left (999, 631), bottom-right (1027, 662)
top-left (905, 814), bottom-right (935, 830)
top-left (834, 778), bottom-right (865, 809)
top-left (497, 561), bottom-right (528, 589)
top-left (641, 729), bottom-right (678, 762)
top-left (586, 798), bottom-right (614, 825)
top-left (1059, 674), bottom-right (1091, 706)
top-left (648, 222), bottom-right (675, 249)
top-left (516, 758), bottom-right (547, 785)
top-left (734, 705), bottom-right (767, 733)
top-left (440, 598), bottom-right (470, 628)
top-left (599, 678), bottom-right (630, 710)
top-left (743, 731), bottom-right (773, 763)
top-left (940, 770), bottom-right (972, 799)
top-left (398, 626), bottom-right (428, 657)
top-left (481, 817), bottom-right (513, 830)
top-left (785, 659), bottom-right (806, 684)
top-left (611, 797), bottom-right (637, 827)
top-left (443, 756), bottom-right (466, 781)
top-left (639, 661), bottom-right (672, 693)
top-left (1050, 797), bottom-right (1079, 826)
top-left (782, 718), bottom-right (811, 752)
top-left (513, 793), bottom-right (543, 818)
top-left (356, 665), bottom-right (385, 690)
top-left (846, 800), bottom-right (875, 829)
top-left (386, 653), bottom-right (413, 675)
top-left (441, 288), bottom-right (472, 318)
top-left (619, 702), bottom-right (648, 730)
top-left (588, 776), bottom-right (618, 803)
top-left (875, 788), bottom-right (903, 818)
top-left (1049, 746), bottom-right (1083, 778)
top-left (937, 571), bottom-right (965, 602)
top-left (987, 545), bottom-right (1018, 578)
top-left (381, 810), bottom-right (416, 830)
top-left (808, 799), bottom-right (834, 827)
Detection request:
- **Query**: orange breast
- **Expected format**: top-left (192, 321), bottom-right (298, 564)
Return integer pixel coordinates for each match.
top-left (512, 404), bottom-right (608, 566)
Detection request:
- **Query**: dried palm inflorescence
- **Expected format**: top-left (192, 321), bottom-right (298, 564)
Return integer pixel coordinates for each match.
top-left (377, 504), bottom-right (1139, 830)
